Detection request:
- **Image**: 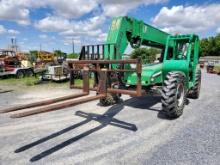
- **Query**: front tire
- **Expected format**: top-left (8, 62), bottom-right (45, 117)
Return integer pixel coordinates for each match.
top-left (99, 93), bottom-right (120, 106)
top-left (161, 72), bottom-right (186, 118)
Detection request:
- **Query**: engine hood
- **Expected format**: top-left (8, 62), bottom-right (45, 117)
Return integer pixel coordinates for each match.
top-left (126, 63), bottom-right (163, 86)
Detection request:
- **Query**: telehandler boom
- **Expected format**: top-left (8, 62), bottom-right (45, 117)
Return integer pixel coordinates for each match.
top-left (0, 16), bottom-right (201, 119)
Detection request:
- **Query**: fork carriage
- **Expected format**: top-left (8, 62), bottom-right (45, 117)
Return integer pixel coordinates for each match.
top-left (0, 57), bottom-right (146, 118)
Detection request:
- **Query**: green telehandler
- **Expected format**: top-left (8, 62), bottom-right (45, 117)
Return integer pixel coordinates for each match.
top-left (0, 16), bottom-right (201, 119)
top-left (77, 16), bottom-right (201, 118)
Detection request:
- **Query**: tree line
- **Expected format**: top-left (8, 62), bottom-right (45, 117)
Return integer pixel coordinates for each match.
top-left (27, 33), bottom-right (220, 63)
top-left (199, 33), bottom-right (220, 57)
top-left (130, 48), bottom-right (160, 64)
top-left (28, 50), bottom-right (79, 62)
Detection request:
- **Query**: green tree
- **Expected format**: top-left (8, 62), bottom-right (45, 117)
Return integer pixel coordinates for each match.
top-left (199, 33), bottom-right (220, 57)
top-left (215, 33), bottom-right (220, 55)
top-left (130, 47), bottom-right (161, 63)
top-left (67, 53), bottom-right (79, 59)
top-left (209, 37), bottom-right (217, 56)
top-left (54, 50), bottom-right (63, 56)
top-left (54, 50), bottom-right (67, 59)
top-left (200, 38), bottom-right (209, 57)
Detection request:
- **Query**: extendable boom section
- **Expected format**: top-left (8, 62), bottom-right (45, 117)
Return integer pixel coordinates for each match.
top-left (105, 16), bottom-right (171, 60)
top-left (79, 16), bottom-right (171, 61)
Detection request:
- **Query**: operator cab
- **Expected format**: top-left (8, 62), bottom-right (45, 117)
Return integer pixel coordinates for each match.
top-left (163, 34), bottom-right (199, 85)
top-left (166, 41), bottom-right (190, 60)
top-left (164, 34), bottom-right (199, 63)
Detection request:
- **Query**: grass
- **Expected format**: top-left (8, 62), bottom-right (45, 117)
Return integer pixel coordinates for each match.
top-left (0, 77), bottom-right (39, 86)
top-left (214, 65), bottom-right (220, 73)
top-left (0, 76), bottom-right (94, 90)
top-left (72, 79), bottom-right (94, 87)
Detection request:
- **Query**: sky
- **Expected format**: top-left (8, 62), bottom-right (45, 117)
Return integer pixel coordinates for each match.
top-left (0, 0), bottom-right (220, 53)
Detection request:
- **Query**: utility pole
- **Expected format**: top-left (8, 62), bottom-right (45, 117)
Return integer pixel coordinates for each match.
top-left (15, 38), bottom-right (17, 52)
top-left (40, 43), bottom-right (42, 52)
top-left (11, 38), bottom-right (14, 51)
top-left (10, 37), bottom-right (18, 52)
top-left (72, 38), bottom-right (75, 54)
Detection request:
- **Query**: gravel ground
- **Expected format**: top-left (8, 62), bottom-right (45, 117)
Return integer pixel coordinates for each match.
top-left (0, 71), bottom-right (219, 165)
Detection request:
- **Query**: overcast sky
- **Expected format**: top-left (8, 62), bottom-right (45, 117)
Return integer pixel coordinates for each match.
top-left (0, 0), bottom-right (219, 53)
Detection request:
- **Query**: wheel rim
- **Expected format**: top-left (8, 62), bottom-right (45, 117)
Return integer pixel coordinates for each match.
top-left (176, 84), bottom-right (184, 107)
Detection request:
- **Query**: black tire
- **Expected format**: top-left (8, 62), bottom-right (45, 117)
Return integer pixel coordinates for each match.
top-left (161, 72), bottom-right (186, 118)
top-left (188, 69), bottom-right (201, 99)
top-left (25, 69), bottom-right (34, 77)
top-left (16, 70), bottom-right (25, 79)
top-left (99, 93), bottom-right (120, 106)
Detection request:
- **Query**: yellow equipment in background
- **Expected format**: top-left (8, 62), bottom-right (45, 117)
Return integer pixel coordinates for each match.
top-left (37, 51), bottom-right (54, 62)
top-left (21, 60), bottom-right (33, 68)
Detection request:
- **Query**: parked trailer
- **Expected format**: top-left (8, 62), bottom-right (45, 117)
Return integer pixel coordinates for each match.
top-left (0, 49), bottom-right (34, 78)
top-left (0, 67), bottom-right (34, 78)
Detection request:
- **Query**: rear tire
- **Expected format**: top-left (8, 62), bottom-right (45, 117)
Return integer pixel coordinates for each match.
top-left (161, 72), bottom-right (186, 118)
top-left (188, 69), bottom-right (201, 99)
top-left (25, 69), bottom-right (34, 77)
top-left (16, 70), bottom-right (25, 79)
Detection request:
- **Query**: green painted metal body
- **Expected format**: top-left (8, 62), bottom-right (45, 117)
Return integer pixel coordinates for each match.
top-left (104, 16), bottom-right (200, 90)
top-left (127, 63), bottom-right (163, 86)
